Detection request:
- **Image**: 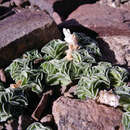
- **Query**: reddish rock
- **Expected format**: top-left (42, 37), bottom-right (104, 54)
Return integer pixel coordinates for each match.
top-left (59, 3), bottom-right (130, 36)
top-left (32, 90), bottom-right (53, 121)
top-left (18, 115), bottom-right (33, 130)
top-left (0, 0), bottom-right (3, 4)
top-left (29, 0), bottom-right (54, 15)
top-left (52, 12), bottom-right (62, 24)
top-left (60, 84), bottom-right (77, 98)
top-left (58, 3), bottom-right (130, 66)
top-left (40, 114), bottom-right (54, 125)
top-left (0, 9), bottom-right (61, 67)
top-left (53, 96), bottom-right (123, 130)
top-left (97, 36), bottom-right (130, 65)
top-left (0, 69), bottom-right (6, 82)
top-left (5, 115), bottom-right (33, 130)
top-left (52, 0), bottom-right (99, 21)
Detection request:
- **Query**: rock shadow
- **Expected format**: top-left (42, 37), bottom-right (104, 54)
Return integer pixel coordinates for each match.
top-left (53, 0), bottom-right (99, 21)
top-left (58, 19), bottom-right (117, 64)
top-left (0, 6), bottom-right (15, 20)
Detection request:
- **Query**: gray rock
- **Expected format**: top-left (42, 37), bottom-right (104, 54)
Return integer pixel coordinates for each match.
top-left (53, 96), bottom-right (123, 130)
top-left (0, 9), bottom-right (61, 67)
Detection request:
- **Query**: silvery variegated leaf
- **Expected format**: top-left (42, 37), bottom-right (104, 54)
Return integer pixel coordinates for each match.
top-left (108, 66), bottom-right (129, 87)
top-left (74, 32), bottom-right (101, 57)
top-left (0, 88), bottom-right (28, 122)
top-left (122, 112), bottom-right (130, 130)
top-left (29, 82), bottom-right (43, 94)
top-left (41, 59), bottom-right (91, 86)
top-left (76, 76), bottom-right (101, 99)
top-left (5, 57), bottom-right (44, 94)
top-left (92, 62), bottom-right (112, 75)
top-left (0, 111), bottom-right (12, 122)
top-left (23, 49), bottom-right (42, 61)
top-left (41, 61), bottom-right (57, 75)
top-left (41, 59), bottom-right (72, 86)
top-left (41, 39), bottom-right (67, 60)
top-left (0, 82), bottom-right (5, 91)
top-left (115, 86), bottom-right (130, 112)
top-left (27, 122), bottom-right (52, 130)
top-left (114, 85), bottom-right (130, 95)
top-left (72, 49), bottom-right (96, 63)
top-left (45, 69), bottom-right (71, 86)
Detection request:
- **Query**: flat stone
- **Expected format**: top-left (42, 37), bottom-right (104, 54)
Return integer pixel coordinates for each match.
top-left (32, 90), bottom-right (53, 121)
top-left (97, 36), bottom-right (130, 66)
top-left (0, 9), bottom-right (61, 67)
top-left (29, 0), bottom-right (53, 15)
top-left (59, 3), bottom-right (130, 36)
top-left (53, 96), bottom-right (123, 130)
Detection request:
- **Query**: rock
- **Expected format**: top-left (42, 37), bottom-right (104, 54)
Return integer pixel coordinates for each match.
top-left (99, 0), bottom-right (130, 10)
top-left (18, 115), bottom-right (33, 130)
top-left (59, 3), bottom-right (130, 36)
top-left (0, 125), bottom-right (3, 130)
top-left (63, 92), bottom-right (73, 98)
top-left (40, 114), bottom-right (54, 125)
top-left (0, 0), bottom-right (2, 4)
top-left (10, 0), bottom-right (28, 7)
top-left (0, 6), bottom-right (15, 20)
top-left (53, 96), bottom-right (123, 130)
top-left (58, 3), bottom-right (130, 66)
top-left (32, 90), bottom-right (53, 121)
top-left (52, 0), bottom-right (98, 21)
top-left (67, 85), bottom-right (77, 94)
top-left (0, 9), bottom-right (61, 67)
top-left (97, 36), bottom-right (130, 65)
top-left (5, 119), bottom-right (19, 130)
top-left (0, 69), bottom-right (6, 82)
top-left (52, 11), bottom-right (62, 24)
top-left (5, 115), bottom-right (33, 130)
top-left (29, 0), bottom-right (56, 15)
top-left (60, 85), bottom-right (77, 98)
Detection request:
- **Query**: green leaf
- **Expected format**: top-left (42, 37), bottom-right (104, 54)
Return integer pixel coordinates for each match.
top-left (122, 112), bottom-right (130, 130)
top-left (76, 76), bottom-right (100, 99)
top-left (23, 49), bottom-right (42, 62)
top-left (108, 66), bottom-right (128, 87)
top-left (5, 57), bottom-right (44, 94)
top-left (41, 39), bottom-right (67, 60)
top-left (72, 49), bottom-right (96, 64)
top-left (74, 32), bottom-right (102, 57)
top-left (0, 88), bottom-right (28, 122)
top-left (27, 122), bottom-right (52, 130)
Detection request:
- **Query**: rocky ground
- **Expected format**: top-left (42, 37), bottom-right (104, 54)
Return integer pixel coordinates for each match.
top-left (0, 0), bottom-right (130, 130)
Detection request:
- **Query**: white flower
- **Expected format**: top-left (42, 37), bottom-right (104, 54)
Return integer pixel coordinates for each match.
top-left (63, 28), bottom-right (79, 51)
top-left (63, 28), bottom-right (80, 61)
